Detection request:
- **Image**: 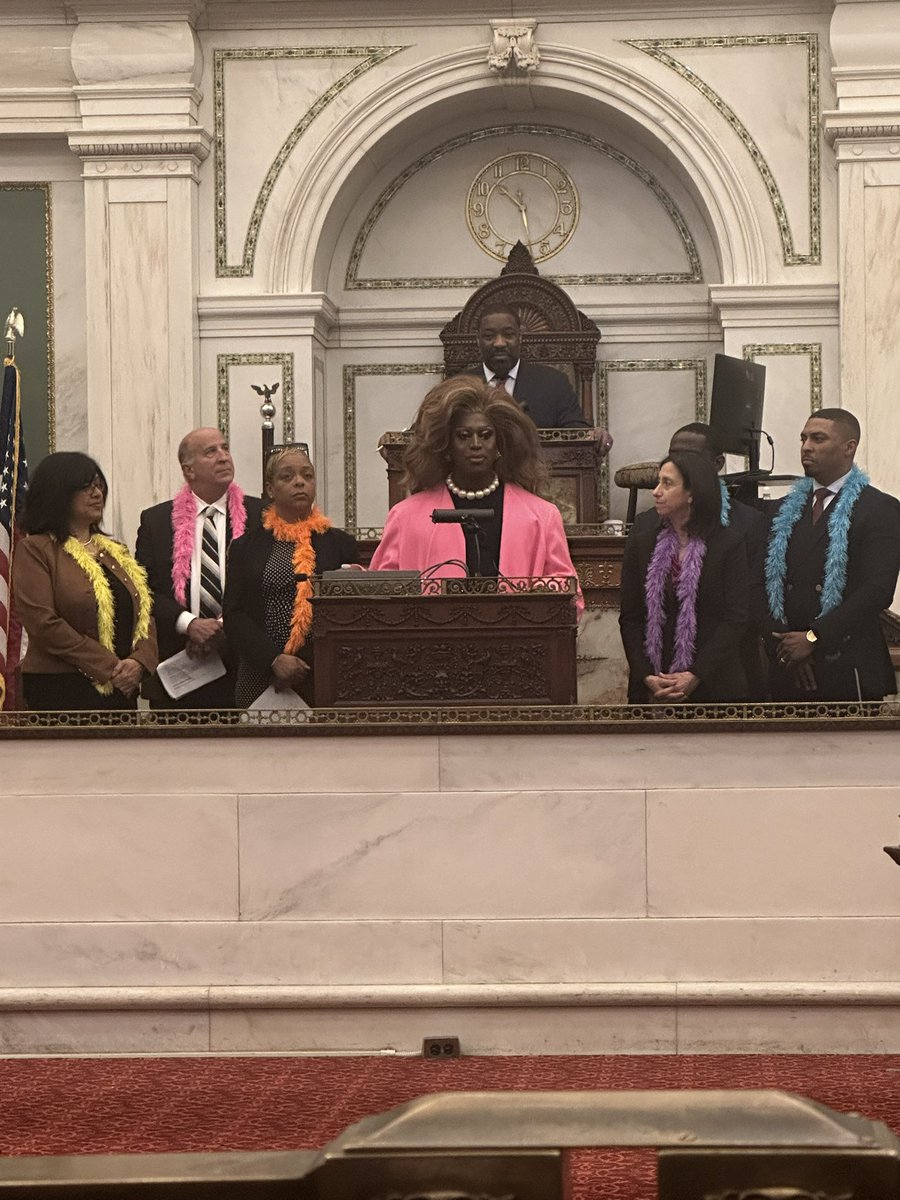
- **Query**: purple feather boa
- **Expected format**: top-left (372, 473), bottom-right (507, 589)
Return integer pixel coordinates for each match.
top-left (643, 523), bottom-right (707, 674)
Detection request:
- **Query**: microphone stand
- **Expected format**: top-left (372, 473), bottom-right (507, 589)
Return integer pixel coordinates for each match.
top-left (459, 514), bottom-right (484, 578)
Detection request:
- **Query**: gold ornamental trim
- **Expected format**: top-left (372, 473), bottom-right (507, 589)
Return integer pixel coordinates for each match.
top-left (346, 124), bottom-right (702, 289)
top-left (598, 357), bottom-right (708, 514)
top-left (742, 342), bottom-right (823, 413)
top-left (342, 362), bottom-right (443, 529)
top-left (213, 45), bottom-right (406, 278)
top-left (628, 34), bottom-right (821, 267)
top-left (216, 351), bottom-right (295, 441)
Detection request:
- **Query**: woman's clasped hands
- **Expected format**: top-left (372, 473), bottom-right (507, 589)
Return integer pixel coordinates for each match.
top-left (643, 670), bottom-right (700, 702)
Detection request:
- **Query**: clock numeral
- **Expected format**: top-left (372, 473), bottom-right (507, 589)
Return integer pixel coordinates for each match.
top-left (539, 241), bottom-right (551, 256)
top-left (493, 162), bottom-right (503, 178)
top-left (495, 240), bottom-right (507, 256)
top-left (556, 180), bottom-right (570, 193)
top-left (541, 159), bottom-right (549, 177)
top-left (477, 223), bottom-right (490, 240)
top-left (553, 222), bottom-right (566, 237)
top-left (478, 181), bottom-right (490, 197)
top-left (515, 154), bottom-right (530, 170)
top-left (471, 201), bottom-right (485, 217)
top-left (560, 201), bottom-right (574, 216)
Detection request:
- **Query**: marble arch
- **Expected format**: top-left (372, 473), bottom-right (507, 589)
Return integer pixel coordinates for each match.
top-left (266, 44), bottom-right (768, 295)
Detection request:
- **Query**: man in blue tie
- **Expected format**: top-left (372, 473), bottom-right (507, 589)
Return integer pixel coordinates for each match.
top-left (765, 408), bottom-right (900, 701)
top-left (136, 428), bottom-right (263, 709)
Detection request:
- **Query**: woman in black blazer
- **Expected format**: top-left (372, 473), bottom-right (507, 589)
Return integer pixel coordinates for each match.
top-left (619, 451), bottom-right (749, 704)
top-left (222, 446), bottom-right (359, 706)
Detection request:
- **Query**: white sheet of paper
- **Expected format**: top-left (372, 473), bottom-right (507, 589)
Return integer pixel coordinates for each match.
top-left (157, 649), bottom-right (227, 699)
top-left (248, 684), bottom-right (310, 710)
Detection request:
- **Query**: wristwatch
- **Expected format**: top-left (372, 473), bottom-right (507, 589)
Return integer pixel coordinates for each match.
top-left (806, 629), bottom-right (818, 644)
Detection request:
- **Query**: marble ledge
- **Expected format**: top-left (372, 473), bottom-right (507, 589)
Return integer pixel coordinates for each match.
top-left (3, 982), bottom-right (900, 1011)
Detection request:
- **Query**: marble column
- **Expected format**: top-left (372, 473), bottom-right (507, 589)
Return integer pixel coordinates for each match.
top-left (67, 16), bottom-right (210, 545)
top-left (827, 0), bottom-right (900, 503)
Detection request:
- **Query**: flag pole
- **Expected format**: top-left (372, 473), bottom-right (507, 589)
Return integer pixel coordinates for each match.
top-left (0, 307), bottom-right (27, 710)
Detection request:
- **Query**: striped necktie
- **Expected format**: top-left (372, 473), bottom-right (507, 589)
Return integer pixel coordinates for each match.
top-left (198, 506), bottom-right (223, 617)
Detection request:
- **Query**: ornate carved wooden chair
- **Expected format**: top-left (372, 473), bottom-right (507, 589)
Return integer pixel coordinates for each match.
top-left (439, 241), bottom-right (600, 422)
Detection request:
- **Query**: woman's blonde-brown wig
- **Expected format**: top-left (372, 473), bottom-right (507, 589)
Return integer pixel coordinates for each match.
top-left (402, 375), bottom-right (548, 495)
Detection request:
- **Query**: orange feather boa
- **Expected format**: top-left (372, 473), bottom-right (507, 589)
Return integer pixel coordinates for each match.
top-left (262, 506), bottom-right (331, 654)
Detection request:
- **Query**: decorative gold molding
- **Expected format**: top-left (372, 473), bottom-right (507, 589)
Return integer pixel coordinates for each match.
top-left (598, 358), bottom-right (708, 512)
top-left (2, 700), bottom-right (899, 736)
top-left (216, 352), bottom-right (295, 441)
top-left (342, 362), bottom-right (443, 529)
top-left (213, 45), bottom-right (406, 279)
top-left (0, 182), bottom-right (55, 454)
top-left (346, 124), bottom-right (703, 289)
top-left (742, 342), bottom-right (822, 413)
top-left (628, 34), bottom-right (821, 267)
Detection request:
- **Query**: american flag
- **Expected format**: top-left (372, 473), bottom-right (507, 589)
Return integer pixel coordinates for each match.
top-left (0, 357), bottom-right (27, 710)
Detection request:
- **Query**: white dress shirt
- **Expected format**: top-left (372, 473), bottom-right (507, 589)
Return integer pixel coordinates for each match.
top-left (813, 468), bottom-right (851, 514)
top-left (483, 360), bottom-right (520, 396)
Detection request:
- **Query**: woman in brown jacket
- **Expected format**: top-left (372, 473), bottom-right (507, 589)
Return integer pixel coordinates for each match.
top-left (13, 452), bottom-right (157, 710)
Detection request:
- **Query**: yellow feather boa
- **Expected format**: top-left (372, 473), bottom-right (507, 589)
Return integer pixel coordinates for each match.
top-left (62, 534), bottom-right (153, 694)
top-left (263, 506), bottom-right (331, 654)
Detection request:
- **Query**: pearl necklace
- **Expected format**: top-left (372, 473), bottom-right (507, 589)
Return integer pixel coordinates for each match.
top-left (445, 473), bottom-right (500, 501)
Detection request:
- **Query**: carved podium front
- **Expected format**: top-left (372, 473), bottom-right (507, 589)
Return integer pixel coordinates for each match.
top-left (312, 577), bottom-right (578, 706)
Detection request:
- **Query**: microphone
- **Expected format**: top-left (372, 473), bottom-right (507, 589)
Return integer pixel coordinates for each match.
top-left (431, 508), bottom-right (495, 524)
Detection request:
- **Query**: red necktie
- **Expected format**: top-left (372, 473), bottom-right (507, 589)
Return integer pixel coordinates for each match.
top-left (811, 486), bottom-right (830, 524)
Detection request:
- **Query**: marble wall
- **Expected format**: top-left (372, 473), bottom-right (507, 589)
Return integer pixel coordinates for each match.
top-left (0, 0), bottom-right (857, 539)
top-left (0, 729), bottom-right (898, 1056)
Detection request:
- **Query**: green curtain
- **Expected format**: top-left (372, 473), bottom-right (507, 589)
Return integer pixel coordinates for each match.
top-left (0, 184), bottom-right (52, 466)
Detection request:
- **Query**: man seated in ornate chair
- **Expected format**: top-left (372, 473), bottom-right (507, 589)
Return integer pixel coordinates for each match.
top-left (475, 306), bottom-right (589, 429)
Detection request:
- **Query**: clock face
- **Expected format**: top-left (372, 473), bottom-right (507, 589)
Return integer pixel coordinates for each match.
top-left (465, 152), bottom-right (579, 263)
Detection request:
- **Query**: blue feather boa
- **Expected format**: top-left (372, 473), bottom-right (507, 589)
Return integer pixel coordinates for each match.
top-left (719, 478), bottom-right (730, 527)
top-left (764, 464), bottom-right (868, 623)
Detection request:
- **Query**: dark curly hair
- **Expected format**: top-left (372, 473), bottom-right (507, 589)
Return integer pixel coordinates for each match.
top-left (403, 375), bottom-right (548, 495)
top-left (658, 451), bottom-right (722, 539)
top-left (22, 451), bottom-right (108, 542)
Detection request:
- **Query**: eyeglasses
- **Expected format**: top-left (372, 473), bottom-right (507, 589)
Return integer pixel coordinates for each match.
top-left (79, 477), bottom-right (105, 495)
top-left (266, 442), bottom-right (310, 461)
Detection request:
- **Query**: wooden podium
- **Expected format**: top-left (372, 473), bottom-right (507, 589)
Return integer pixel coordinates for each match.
top-left (311, 577), bottom-right (578, 706)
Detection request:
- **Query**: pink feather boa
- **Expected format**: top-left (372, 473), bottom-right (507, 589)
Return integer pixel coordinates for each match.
top-left (170, 482), bottom-right (247, 607)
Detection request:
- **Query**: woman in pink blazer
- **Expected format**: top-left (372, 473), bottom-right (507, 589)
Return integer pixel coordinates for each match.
top-left (370, 376), bottom-right (583, 620)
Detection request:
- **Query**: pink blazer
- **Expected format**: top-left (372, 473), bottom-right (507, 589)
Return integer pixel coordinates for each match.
top-left (369, 482), bottom-right (583, 620)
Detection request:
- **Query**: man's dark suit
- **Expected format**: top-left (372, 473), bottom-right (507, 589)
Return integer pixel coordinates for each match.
top-left (766, 483), bottom-right (900, 701)
top-left (619, 518), bottom-right (749, 703)
top-left (462, 362), bottom-right (589, 427)
top-left (135, 493), bottom-right (264, 707)
top-left (632, 495), bottom-right (769, 698)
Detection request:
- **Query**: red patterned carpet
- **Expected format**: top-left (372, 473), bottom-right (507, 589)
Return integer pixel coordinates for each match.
top-left (1, 1055), bottom-right (899, 1198)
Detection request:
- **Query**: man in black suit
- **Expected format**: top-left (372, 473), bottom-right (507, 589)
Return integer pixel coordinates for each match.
top-left (135, 427), bottom-right (263, 708)
top-left (476, 307), bottom-right (589, 428)
top-left (631, 422), bottom-right (770, 699)
top-left (767, 408), bottom-right (900, 701)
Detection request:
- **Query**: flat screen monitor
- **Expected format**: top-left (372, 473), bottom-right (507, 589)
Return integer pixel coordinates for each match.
top-left (709, 353), bottom-right (766, 462)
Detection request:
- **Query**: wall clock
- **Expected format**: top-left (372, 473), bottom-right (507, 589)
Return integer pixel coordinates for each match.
top-left (465, 151), bottom-right (579, 263)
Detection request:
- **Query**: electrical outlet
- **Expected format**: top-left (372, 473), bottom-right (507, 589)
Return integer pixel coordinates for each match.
top-left (422, 1036), bottom-right (460, 1058)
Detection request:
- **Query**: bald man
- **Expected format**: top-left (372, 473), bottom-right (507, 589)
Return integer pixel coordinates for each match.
top-left (135, 428), bottom-right (263, 708)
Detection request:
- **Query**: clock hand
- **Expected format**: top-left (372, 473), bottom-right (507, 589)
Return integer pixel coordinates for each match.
top-left (497, 184), bottom-right (525, 213)
top-left (516, 189), bottom-right (529, 238)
